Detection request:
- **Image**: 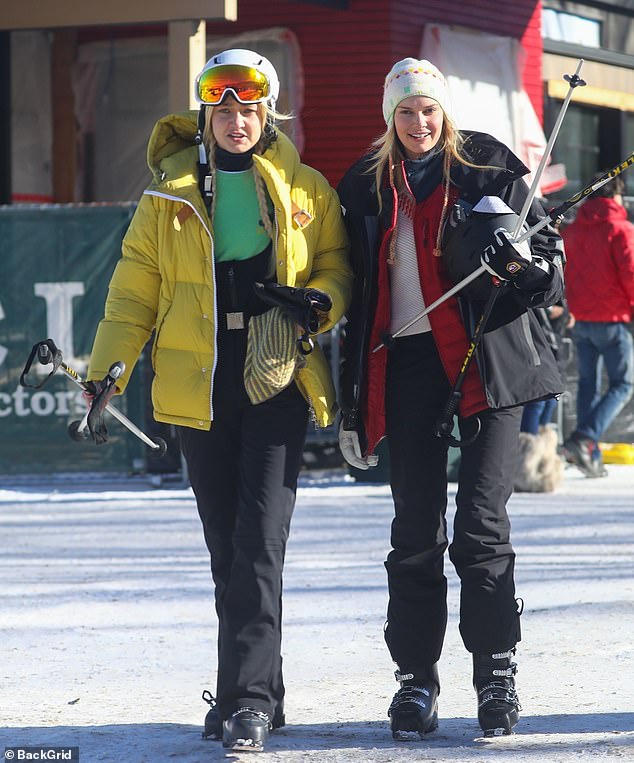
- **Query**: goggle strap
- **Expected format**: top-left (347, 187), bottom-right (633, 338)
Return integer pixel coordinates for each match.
top-left (195, 121), bottom-right (212, 208)
top-left (197, 106), bottom-right (206, 132)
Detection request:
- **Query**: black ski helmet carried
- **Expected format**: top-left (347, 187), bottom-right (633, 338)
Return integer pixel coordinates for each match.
top-left (441, 196), bottom-right (529, 301)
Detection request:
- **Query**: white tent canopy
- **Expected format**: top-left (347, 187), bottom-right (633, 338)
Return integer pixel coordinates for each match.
top-left (421, 24), bottom-right (566, 196)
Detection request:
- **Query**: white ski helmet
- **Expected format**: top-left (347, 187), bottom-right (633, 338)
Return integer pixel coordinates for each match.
top-left (194, 48), bottom-right (280, 109)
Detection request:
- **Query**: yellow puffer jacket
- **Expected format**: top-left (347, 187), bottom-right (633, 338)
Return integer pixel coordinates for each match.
top-left (88, 111), bottom-right (352, 429)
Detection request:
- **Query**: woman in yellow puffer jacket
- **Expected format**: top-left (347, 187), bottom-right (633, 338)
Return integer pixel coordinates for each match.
top-left (87, 49), bottom-right (351, 752)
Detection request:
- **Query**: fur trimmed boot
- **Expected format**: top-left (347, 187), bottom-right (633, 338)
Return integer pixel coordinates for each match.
top-left (514, 426), bottom-right (563, 493)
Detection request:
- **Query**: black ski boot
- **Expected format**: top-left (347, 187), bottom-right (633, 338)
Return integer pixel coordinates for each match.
top-left (473, 649), bottom-right (521, 736)
top-left (202, 690), bottom-right (285, 741)
top-left (202, 691), bottom-right (223, 740)
top-left (222, 708), bottom-right (271, 752)
top-left (388, 665), bottom-right (439, 740)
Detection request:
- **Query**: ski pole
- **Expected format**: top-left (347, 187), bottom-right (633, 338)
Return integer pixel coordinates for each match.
top-left (373, 150), bottom-right (634, 353)
top-left (431, 161), bottom-right (634, 449)
top-left (20, 338), bottom-right (167, 455)
top-left (434, 283), bottom-right (508, 448)
top-left (372, 268), bottom-right (486, 353)
top-left (512, 59), bottom-right (585, 240)
top-left (433, 61), bottom-right (584, 447)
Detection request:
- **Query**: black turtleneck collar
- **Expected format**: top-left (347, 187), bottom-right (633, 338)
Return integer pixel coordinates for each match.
top-left (215, 145), bottom-right (257, 172)
top-left (402, 148), bottom-right (444, 203)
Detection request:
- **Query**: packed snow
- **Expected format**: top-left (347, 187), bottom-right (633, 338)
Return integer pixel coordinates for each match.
top-left (1, 461), bottom-right (633, 762)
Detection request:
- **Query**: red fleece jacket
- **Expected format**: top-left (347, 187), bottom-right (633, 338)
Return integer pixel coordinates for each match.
top-left (562, 197), bottom-right (634, 323)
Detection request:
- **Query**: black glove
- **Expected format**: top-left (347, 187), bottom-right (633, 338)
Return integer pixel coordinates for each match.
top-left (253, 283), bottom-right (332, 353)
top-left (84, 362), bottom-right (124, 444)
top-left (481, 229), bottom-right (532, 281)
top-left (81, 379), bottom-right (116, 444)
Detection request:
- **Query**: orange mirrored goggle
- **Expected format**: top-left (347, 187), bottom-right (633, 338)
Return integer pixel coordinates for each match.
top-left (195, 65), bottom-right (270, 105)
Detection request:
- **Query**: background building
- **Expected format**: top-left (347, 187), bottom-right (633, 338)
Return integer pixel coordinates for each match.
top-left (1, 1), bottom-right (633, 475)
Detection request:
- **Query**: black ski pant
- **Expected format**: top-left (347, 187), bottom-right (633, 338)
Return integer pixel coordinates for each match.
top-left (178, 295), bottom-right (309, 721)
top-left (383, 332), bottom-right (522, 677)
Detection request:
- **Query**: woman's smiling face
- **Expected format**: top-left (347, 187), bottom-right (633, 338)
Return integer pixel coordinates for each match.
top-left (393, 96), bottom-right (444, 159)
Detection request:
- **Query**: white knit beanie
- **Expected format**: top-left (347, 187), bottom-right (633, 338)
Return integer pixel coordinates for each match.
top-left (382, 58), bottom-right (452, 125)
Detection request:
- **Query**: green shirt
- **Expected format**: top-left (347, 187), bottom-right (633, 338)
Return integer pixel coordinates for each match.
top-left (213, 169), bottom-right (272, 262)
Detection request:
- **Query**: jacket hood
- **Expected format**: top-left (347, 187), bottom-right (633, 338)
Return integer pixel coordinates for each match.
top-left (145, 109), bottom-right (301, 191)
top-left (146, 111), bottom-right (199, 180)
top-left (573, 196), bottom-right (627, 226)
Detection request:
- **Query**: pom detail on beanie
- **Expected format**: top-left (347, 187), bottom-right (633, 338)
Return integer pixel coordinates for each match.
top-left (382, 58), bottom-right (452, 125)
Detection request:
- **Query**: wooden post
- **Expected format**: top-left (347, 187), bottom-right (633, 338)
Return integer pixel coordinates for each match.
top-left (0, 31), bottom-right (11, 204)
top-left (51, 28), bottom-right (77, 203)
top-left (168, 20), bottom-right (206, 114)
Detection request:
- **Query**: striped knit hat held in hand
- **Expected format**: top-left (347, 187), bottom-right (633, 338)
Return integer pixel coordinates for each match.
top-left (243, 307), bottom-right (299, 405)
top-left (382, 58), bottom-right (453, 125)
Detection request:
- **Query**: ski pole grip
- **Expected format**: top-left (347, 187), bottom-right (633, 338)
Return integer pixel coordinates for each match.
top-left (435, 391), bottom-right (462, 439)
top-left (106, 361), bottom-right (126, 384)
top-left (434, 392), bottom-right (481, 448)
top-left (20, 339), bottom-right (62, 389)
top-left (38, 342), bottom-right (55, 365)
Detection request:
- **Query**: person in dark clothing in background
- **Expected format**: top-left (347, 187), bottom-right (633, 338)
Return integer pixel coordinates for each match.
top-left (561, 174), bottom-right (634, 478)
top-left (337, 58), bottom-right (564, 739)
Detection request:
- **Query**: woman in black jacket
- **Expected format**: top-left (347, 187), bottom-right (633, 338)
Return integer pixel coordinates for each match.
top-left (337, 58), bottom-right (564, 739)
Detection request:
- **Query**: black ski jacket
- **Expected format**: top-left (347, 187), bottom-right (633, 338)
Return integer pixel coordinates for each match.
top-left (337, 131), bottom-right (565, 438)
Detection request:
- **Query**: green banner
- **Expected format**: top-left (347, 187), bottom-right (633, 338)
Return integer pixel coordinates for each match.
top-left (0, 203), bottom-right (152, 475)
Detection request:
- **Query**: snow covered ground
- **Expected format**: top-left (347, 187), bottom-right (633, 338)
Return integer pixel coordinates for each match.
top-left (1, 462), bottom-right (633, 762)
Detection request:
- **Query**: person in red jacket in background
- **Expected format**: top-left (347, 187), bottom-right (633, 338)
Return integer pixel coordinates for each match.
top-left (561, 174), bottom-right (634, 477)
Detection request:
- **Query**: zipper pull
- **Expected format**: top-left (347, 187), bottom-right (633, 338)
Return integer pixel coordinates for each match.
top-left (227, 266), bottom-right (238, 309)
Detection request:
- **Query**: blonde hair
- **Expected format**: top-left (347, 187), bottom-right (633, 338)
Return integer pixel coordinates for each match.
top-left (201, 100), bottom-right (292, 238)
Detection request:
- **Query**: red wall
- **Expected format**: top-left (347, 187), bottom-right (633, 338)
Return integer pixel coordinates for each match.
top-left (519, 2), bottom-right (544, 123)
top-left (205, 0), bottom-right (543, 185)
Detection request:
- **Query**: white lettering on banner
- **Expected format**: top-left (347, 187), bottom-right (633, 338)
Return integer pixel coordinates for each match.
top-left (13, 385), bottom-right (30, 416)
top-left (0, 391), bottom-right (11, 415)
top-left (31, 391), bottom-right (56, 416)
top-left (33, 282), bottom-right (85, 371)
top-left (54, 390), bottom-right (76, 415)
top-left (0, 298), bottom-right (7, 367)
top-left (0, 387), bottom-right (84, 418)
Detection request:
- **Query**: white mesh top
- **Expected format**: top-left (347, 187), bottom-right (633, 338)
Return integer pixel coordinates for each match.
top-left (389, 195), bottom-right (432, 336)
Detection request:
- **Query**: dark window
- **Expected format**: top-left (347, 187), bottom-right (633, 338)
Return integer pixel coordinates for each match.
top-left (545, 100), bottom-right (629, 203)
